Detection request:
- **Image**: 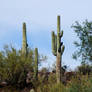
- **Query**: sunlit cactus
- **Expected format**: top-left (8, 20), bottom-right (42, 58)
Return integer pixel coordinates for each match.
top-left (51, 16), bottom-right (65, 83)
top-left (22, 22), bottom-right (28, 56)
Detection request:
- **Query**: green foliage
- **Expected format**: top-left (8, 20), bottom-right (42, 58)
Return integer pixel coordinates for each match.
top-left (72, 20), bottom-right (92, 63)
top-left (0, 45), bottom-right (34, 88)
top-left (36, 69), bottom-right (92, 92)
top-left (49, 83), bottom-right (66, 92)
top-left (40, 67), bottom-right (48, 73)
top-left (77, 64), bottom-right (92, 75)
top-left (67, 75), bottom-right (92, 92)
top-left (1, 74), bottom-right (92, 92)
top-left (0, 86), bottom-right (20, 92)
top-left (37, 73), bottom-right (66, 92)
top-left (48, 72), bottom-right (56, 84)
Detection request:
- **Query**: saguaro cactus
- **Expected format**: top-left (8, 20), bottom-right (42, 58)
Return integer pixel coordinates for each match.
top-left (52, 16), bottom-right (65, 83)
top-left (34, 48), bottom-right (38, 80)
top-left (22, 22), bottom-right (28, 56)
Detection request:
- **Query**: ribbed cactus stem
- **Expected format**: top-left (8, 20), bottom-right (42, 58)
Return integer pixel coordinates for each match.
top-left (57, 16), bottom-right (61, 53)
top-left (22, 22), bottom-right (28, 56)
top-left (52, 31), bottom-right (57, 56)
top-left (56, 16), bottom-right (61, 83)
top-left (34, 48), bottom-right (38, 80)
top-left (51, 16), bottom-right (65, 83)
top-left (57, 16), bottom-right (60, 33)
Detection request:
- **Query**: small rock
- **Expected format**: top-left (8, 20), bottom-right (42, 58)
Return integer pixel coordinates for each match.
top-left (30, 89), bottom-right (35, 92)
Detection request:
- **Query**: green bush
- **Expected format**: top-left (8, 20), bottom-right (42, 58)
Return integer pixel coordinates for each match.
top-left (67, 74), bottom-right (92, 92)
top-left (49, 83), bottom-right (66, 92)
top-left (77, 64), bottom-right (92, 75)
top-left (37, 82), bottom-right (67, 92)
top-left (37, 73), bottom-right (92, 92)
top-left (37, 73), bottom-right (66, 92)
top-left (0, 45), bottom-right (34, 88)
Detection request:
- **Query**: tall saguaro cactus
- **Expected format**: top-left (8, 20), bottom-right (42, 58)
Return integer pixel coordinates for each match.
top-left (52, 16), bottom-right (65, 83)
top-left (34, 48), bottom-right (38, 80)
top-left (22, 22), bottom-right (28, 56)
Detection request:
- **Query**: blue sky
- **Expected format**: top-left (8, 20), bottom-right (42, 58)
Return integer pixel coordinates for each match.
top-left (0, 0), bottom-right (92, 70)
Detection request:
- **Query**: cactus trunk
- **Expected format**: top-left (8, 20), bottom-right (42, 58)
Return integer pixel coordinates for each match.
top-left (22, 23), bottom-right (28, 56)
top-left (52, 16), bottom-right (65, 83)
top-left (56, 52), bottom-right (61, 83)
top-left (34, 48), bottom-right (38, 80)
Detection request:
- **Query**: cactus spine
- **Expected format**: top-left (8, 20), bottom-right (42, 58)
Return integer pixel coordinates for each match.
top-left (22, 22), bottom-right (28, 56)
top-left (34, 48), bottom-right (38, 80)
top-left (52, 16), bottom-right (65, 83)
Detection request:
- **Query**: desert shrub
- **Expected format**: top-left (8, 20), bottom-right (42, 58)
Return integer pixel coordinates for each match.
top-left (37, 83), bottom-right (66, 92)
top-left (37, 72), bottom-right (66, 92)
top-left (36, 72), bottom-right (92, 92)
top-left (0, 45), bottom-right (34, 88)
top-left (49, 83), bottom-right (66, 92)
top-left (77, 64), bottom-right (92, 75)
top-left (67, 74), bottom-right (92, 92)
top-left (67, 75), bottom-right (82, 92)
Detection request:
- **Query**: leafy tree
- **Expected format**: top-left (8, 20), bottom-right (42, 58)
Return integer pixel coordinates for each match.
top-left (72, 20), bottom-right (92, 64)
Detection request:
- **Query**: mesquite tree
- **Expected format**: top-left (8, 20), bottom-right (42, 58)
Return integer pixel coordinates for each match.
top-left (72, 20), bottom-right (92, 64)
top-left (52, 16), bottom-right (65, 83)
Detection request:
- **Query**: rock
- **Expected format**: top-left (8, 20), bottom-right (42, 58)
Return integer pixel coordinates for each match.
top-left (30, 89), bottom-right (35, 92)
top-left (0, 82), bottom-right (7, 87)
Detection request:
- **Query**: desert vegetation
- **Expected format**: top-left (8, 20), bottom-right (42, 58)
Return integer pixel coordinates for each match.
top-left (0, 16), bottom-right (92, 92)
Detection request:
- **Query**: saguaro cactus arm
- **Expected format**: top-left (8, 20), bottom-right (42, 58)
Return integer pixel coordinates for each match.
top-left (52, 31), bottom-right (57, 56)
top-left (58, 42), bottom-right (63, 52)
top-left (60, 30), bottom-right (63, 38)
top-left (61, 45), bottom-right (65, 55)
